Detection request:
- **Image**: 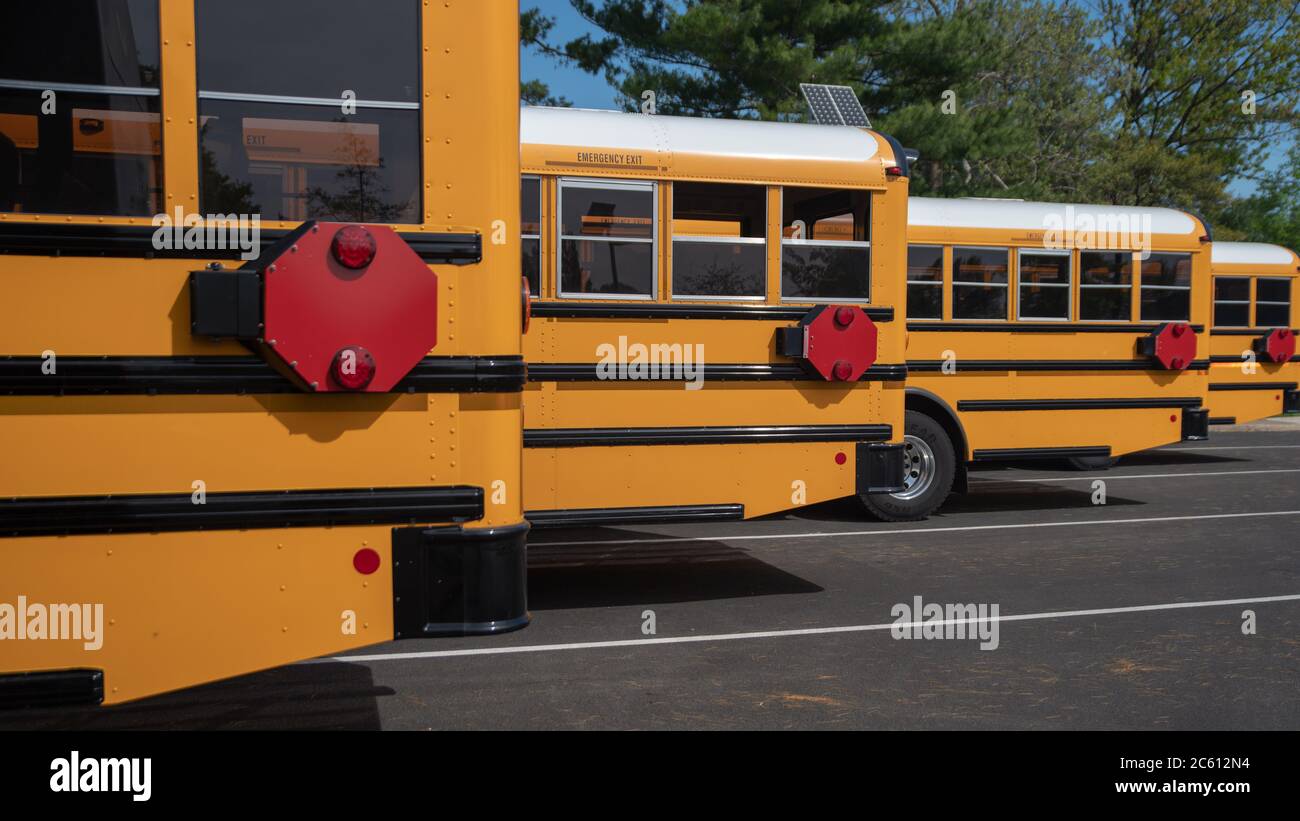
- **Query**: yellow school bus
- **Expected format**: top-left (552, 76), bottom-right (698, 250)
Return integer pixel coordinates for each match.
top-left (1206, 241), bottom-right (1300, 424)
top-left (880, 197), bottom-right (1212, 519)
top-left (519, 106), bottom-right (910, 525)
top-left (0, 0), bottom-right (526, 706)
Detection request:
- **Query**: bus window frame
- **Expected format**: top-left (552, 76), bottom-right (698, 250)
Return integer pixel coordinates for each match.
top-left (1016, 247), bottom-right (1072, 322)
top-left (1077, 249), bottom-right (1136, 323)
top-left (1255, 276), bottom-right (1293, 329)
top-left (777, 186), bottom-right (873, 305)
top-left (950, 244), bottom-right (1010, 322)
top-left (556, 176), bottom-right (659, 301)
top-left (669, 180), bottom-right (768, 303)
top-left (521, 174), bottom-right (542, 297)
top-left (193, 0), bottom-right (425, 227)
top-left (905, 243), bottom-right (944, 321)
top-left (1138, 251), bottom-right (1193, 323)
top-left (1212, 275), bottom-right (1252, 328)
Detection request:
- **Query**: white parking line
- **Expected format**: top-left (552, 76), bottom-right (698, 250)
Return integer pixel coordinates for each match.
top-left (321, 593), bottom-right (1300, 663)
top-left (980, 467), bottom-right (1300, 484)
top-left (1166, 444), bottom-right (1300, 452)
top-left (528, 508), bottom-right (1300, 549)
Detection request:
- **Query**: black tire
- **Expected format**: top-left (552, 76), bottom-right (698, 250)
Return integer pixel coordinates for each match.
top-left (859, 410), bottom-right (956, 522)
top-left (1064, 455), bottom-right (1119, 471)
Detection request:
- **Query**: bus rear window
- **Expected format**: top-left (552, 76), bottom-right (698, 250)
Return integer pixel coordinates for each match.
top-left (1256, 277), bottom-right (1292, 328)
top-left (195, 0), bottom-right (421, 223)
top-left (1140, 253), bottom-right (1191, 321)
top-left (1079, 251), bottom-right (1132, 321)
top-left (781, 187), bottom-right (870, 302)
top-left (1213, 277), bottom-right (1250, 327)
top-left (0, 1), bottom-right (161, 216)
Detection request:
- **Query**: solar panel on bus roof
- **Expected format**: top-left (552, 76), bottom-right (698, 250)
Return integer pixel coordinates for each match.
top-left (828, 85), bottom-right (870, 127)
top-left (800, 83), bottom-right (843, 126)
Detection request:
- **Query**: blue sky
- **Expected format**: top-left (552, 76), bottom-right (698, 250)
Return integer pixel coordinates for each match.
top-left (521, 1), bottom-right (622, 109)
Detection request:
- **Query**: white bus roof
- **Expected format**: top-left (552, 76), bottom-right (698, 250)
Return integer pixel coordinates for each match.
top-left (908, 196), bottom-right (1200, 237)
top-left (1210, 241), bottom-right (1298, 267)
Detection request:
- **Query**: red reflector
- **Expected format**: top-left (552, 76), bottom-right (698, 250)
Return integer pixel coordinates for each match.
top-left (886, 166), bottom-right (903, 176)
top-left (331, 225), bottom-right (377, 270)
top-left (835, 452), bottom-right (847, 465)
top-left (522, 276), bottom-right (532, 333)
top-left (832, 360), bottom-right (853, 381)
top-left (353, 548), bottom-right (381, 575)
top-left (834, 306), bottom-right (855, 328)
top-left (331, 345), bottom-right (376, 390)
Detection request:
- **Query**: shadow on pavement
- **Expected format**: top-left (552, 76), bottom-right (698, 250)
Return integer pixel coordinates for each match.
top-left (0, 661), bottom-right (388, 731)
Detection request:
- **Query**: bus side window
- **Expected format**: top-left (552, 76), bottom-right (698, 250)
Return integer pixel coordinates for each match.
top-left (951, 247), bottom-right (1008, 320)
top-left (1018, 249), bottom-right (1071, 321)
top-left (1079, 251), bottom-right (1133, 320)
top-left (0, 2), bottom-right (162, 216)
top-left (195, 0), bottom-right (422, 223)
top-left (1213, 276), bottom-right (1250, 327)
top-left (521, 176), bottom-right (541, 296)
top-left (906, 245), bottom-right (943, 319)
top-left (557, 178), bottom-right (656, 298)
top-left (1255, 277), bottom-right (1292, 328)
top-left (1140, 253), bottom-right (1192, 321)
top-left (780, 187), bottom-right (870, 302)
top-left (671, 182), bottom-right (765, 299)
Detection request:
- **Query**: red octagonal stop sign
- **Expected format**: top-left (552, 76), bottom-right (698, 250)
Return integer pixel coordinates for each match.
top-left (1140, 322), bottom-right (1196, 371)
top-left (802, 305), bottom-right (879, 381)
top-left (260, 222), bottom-right (437, 392)
top-left (1257, 328), bottom-right (1296, 364)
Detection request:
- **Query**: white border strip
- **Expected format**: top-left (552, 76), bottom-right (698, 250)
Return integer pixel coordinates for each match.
top-left (321, 593), bottom-right (1300, 663)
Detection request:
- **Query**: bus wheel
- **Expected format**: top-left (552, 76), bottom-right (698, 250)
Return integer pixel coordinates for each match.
top-left (860, 410), bottom-right (955, 522)
top-left (1064, 455), bottom-right (1119, 471)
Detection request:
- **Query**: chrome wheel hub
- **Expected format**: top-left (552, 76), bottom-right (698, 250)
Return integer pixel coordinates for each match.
top-left (891, 434), bottom-right (936, 501)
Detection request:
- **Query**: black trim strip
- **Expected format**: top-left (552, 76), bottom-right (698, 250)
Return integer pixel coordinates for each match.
top-left (908, 322), bottom-right (1204, 333)
top-left (527, 362), bottom-right (907, 382)
top-left (1211, 328), bottom-right (1299, 336)
top-left (1209, 355), bottom-right (1300, 363)
top-left (0, 486), bottom-right (484, 537)
top-left (523, 423), bottom-right (892, 447)
top-left (958, 397), bottom-right (1203, 412)
top-left (1207, 382), bottom-right (1298, 392)
top-left (0, 223), bottom-right (482, 266)
top-left (1209, 417), bottom-right (1237, 425)
top-left (972, 446), bottom-right (1111, 461)
top-left (908, 359), bottom-right (1210, 372)
top-left (528, 504), bottom-right (744, 528)
top-left (531, 301), bottom-right (894, 323)
top-left (0, 669), bottom-right (104, 709)
top-left (0, 355), bottom-right (525, 395)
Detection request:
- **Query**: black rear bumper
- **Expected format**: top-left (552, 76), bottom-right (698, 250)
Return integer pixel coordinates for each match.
top-left (392, 522), bottom-right (530, 638)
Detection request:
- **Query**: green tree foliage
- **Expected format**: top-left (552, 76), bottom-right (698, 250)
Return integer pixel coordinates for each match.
top-left (521, 0), bottom-right (1300, 247)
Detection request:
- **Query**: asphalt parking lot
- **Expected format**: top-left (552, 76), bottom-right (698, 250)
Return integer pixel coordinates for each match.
top-left (7, 420), bottom-right (1299, 730)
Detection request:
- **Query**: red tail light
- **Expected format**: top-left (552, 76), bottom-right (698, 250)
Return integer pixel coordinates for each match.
top-left (331, 225), bottom-right (377, 270)
top-left (331, 345), bottom-right (376, 390)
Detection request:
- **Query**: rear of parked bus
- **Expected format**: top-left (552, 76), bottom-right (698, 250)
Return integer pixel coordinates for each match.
top-left (873, 198), bottom-right (1212, 520)
top-left (1206, 242), bottom-right (1300, 424)
top-left (0, 0), bottom-right (526, 706)
top-left (519, 107), bottom-right (910, 525)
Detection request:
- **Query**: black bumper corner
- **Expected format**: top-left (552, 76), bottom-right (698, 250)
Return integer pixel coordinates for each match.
top-left (1285, 389), bottom-right (1300, 414)
top-left (1182, 407), bottom-right (1210, 441)
top-left (0, 669), bottom-right (104, 710)
top-left (392, 521), bottom-right (530, 638)
top-left (857, 441), bottom-right (907, 494)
